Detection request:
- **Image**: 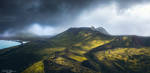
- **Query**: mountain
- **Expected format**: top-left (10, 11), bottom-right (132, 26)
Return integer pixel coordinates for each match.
top-left (91, 27), bottom-right (109, 35)
top-left (0, 27), bottom-right (150, 73)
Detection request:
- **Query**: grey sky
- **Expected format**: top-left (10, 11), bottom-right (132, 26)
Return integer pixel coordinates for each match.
top-left (0, 0), bottom-right (150, 36)
top-left (73, 3), bottom-right (150, 36)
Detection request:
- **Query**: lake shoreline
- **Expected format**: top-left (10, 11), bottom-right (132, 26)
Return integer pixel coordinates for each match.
top-left (0, 40), bottom-right (21, 49)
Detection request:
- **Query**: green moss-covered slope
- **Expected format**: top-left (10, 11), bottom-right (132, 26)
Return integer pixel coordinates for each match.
top-left (0, 27), bottom-right (150, 73)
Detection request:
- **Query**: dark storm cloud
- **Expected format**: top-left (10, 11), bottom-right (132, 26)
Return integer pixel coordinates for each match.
top-left (0, 0), bottom-right (94, 33)
top-left (0, 0), bottom-right (150, 34)
top-left (115, 0), bottom-right (150, 9)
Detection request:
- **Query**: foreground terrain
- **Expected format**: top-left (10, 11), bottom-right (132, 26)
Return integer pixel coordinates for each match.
top-left (0, 27), bottom-right (150, 73)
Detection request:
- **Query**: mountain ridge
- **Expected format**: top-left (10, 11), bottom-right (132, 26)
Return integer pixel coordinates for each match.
top-left (0, 27), bottom-right (150, 73)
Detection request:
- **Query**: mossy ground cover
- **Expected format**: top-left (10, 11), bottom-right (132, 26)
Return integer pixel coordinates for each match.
top-left (0, 28), bottom-right (150, 73)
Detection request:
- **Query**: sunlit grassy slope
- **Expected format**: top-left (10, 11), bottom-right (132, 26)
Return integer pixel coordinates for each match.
top-left (95, 48), bottom-right (150, 73)
top-left (22, 61), bottom-right (45, 73)
top-left (85, 36), bottom-right (150, 73)
top-left (0, 27), bottom-right (150, 73)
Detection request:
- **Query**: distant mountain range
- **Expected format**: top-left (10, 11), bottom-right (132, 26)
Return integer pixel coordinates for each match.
top-left (0, 27), bottom-right (150, 73)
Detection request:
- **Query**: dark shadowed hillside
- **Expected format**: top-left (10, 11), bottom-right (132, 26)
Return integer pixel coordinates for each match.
top-left (0, 27), bottom-right (150, 73)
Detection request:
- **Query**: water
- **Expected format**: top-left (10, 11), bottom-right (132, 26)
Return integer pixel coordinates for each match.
top-left (0, 40), bottom-right (21, 49)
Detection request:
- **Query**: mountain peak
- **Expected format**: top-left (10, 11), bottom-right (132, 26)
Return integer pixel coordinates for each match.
top-left (67, 26), bottom-right (109, 35)
top-left (90, 26), bottom-right (109, 35)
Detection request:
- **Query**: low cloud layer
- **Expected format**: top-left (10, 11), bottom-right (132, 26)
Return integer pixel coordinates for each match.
top-left (0, 0), bottom-right (150, 36)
